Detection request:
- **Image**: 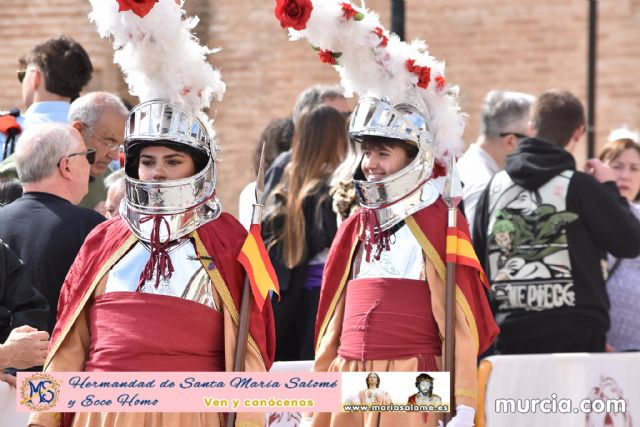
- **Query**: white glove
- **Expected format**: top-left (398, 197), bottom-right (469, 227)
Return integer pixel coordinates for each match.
top-left (299, 415), bottom-right (313, 427)
top-left (437, 405), bottom-right (475, 427)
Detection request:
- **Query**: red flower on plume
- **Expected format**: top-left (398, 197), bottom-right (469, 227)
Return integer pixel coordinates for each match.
top-left (275, 0), bottom-right (314, 31)
top-left (116, 0), bottom-right (159, 18)
top-left (405, 59), bottom-right (431, 89)
top-left (435, 76), bottom-right (446, 91)
top-left (318, 49), bottom-right (337, 65)
top-left (342, 3), bottom-right (358, 19)
top-left (373, 27), bottom-right (388, 47)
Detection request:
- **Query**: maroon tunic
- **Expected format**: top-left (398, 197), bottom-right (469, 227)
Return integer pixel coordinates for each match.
top-left (85, 292), bottom-right (225, 372)
top-left (338, 277), bottom-right (440, 371)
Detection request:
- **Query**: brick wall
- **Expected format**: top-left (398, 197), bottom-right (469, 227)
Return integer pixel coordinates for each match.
top-left (1, 0), bottom-right (639, 214)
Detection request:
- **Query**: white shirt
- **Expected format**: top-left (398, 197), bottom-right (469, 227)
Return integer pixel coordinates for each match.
top-left (105, 240), bottom-right (218, 311)
top-left (356, 224), bottom-right (423, 280)
top-left (238, 181), bottom-right (256, 230)
top-left (458, 143), bottom-right (500, 235)
top-left (0, 101), bottom-right (70, 161)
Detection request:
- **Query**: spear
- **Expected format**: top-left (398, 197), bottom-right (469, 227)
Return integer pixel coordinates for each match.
top-left (442, 155), bottom-right (462, 424)
top-left (227, 143), bottom-right (267, 427)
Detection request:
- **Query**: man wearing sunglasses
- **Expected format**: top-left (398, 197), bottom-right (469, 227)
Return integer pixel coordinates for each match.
top-left (458, 90), bottom-right (535, 234)
top-left (0, 35), bottom-right (92, 167)
top-left (0, 123), bottom-right (104, 333)
top-left (68, 92), bottom-right (128, 212)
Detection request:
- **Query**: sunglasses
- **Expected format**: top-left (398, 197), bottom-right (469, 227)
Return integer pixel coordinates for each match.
top-left (17, 69), bottom-right (26, 83)
top-left (499, 132), bottom-right (528, 139)
top-left (58, 148), bottom-right (97, 166)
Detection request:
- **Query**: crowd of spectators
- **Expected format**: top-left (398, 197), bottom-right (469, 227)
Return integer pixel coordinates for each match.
top-left (1, 36), bottom-right (639, 395)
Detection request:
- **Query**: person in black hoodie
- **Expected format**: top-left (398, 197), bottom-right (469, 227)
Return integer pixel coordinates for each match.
top-left (473, 89), bottom-right (640, 354)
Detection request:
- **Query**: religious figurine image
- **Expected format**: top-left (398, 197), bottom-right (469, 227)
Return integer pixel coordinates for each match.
top-left (407, 373), bottom-right (443, 406)
top-left (343, 372), bottom-right (392, 407)
top-left (358, 373), bottom-right (392, 405)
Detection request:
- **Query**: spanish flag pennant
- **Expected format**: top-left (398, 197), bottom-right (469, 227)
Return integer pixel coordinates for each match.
top-left (236, 224), bottom-right (280, 311)
top-left (446, 225), bottom-right (489, 288)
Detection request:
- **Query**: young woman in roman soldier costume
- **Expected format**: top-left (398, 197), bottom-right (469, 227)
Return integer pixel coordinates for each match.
top-left (29, 1), bottom-right (274, 426)
top-left (273, 0), bottom-right (499, 425)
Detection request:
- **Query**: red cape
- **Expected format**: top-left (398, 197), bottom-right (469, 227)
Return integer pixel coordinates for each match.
top-left (315, 198), bottom-right (499, 355)
top-left (48, 213), bottom-right (275, 370)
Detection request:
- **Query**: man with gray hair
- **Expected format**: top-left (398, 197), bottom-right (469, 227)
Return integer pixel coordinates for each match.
top-left (103, 168), bottom-right (125, 219)
top-left (0, 123), bottom-right (104, 332)
top-left (68, 91), bottom-right (128, 211)
top-left (459, 90), bottom-right (535, 232)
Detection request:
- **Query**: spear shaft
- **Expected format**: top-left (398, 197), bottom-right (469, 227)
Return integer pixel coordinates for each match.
top-left (227, 143), bottom-right (267, 427)
top-left (442, 156), bottom-right (461, 424)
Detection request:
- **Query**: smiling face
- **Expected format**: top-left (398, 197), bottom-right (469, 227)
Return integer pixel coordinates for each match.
top-left (137, 145), bottom-right (196, 182)
top-left (360, 139), bottom-right (415, 182)
top-left (608, 147), bottom-right (640, 203)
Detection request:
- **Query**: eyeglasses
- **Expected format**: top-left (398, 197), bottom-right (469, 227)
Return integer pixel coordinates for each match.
top-left (83, 124), bottom-right (122, 151)
top-left (17, 69), bottom-right (26, 83)
top-left (58, 148), bottom-right (97, 166)
top-left (499, 132), bottom-right (528, 139)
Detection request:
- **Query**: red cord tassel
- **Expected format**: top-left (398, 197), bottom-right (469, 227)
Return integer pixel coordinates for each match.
top-left (358, 209), bottom-right (391, 262)
top-left (137, 215), bottom-right (175, 290)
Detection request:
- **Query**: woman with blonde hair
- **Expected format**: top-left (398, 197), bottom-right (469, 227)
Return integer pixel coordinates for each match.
top-left (262, 104), bottom-right (349, 361)
top-left (598, 130), bottom-right (640, 351)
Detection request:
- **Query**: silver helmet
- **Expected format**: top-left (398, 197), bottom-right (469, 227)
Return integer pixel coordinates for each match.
top-left (121, 99), bottom-right (221, 242)
top-left (350, 96), bottom-right (439, 230)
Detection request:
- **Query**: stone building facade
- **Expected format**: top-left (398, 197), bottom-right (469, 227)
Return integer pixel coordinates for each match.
top-left (1, 0), bottom-right (639, 213)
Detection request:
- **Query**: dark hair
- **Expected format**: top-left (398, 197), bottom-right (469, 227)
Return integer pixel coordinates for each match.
top-left (599, 138), bottom-right (640, 201)
top-left (0, 178), bottom-right (23, 206)
top-left (531, 89), bottom-right (585, 147)
top-left (25, 36), bottom-right (93, 100)
top-left (366, 372), bottom-right (381, 388)
top-left (415, 373), bottom-right (435, 384)
top-left (253, 118), bottom-right (294, 175)
top-left (360, 135), bottom-right (419, 159)
top-left (415, 373), bottom-right (435, 393)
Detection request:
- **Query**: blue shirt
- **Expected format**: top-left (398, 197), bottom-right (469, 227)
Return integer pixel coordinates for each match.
top-left (0, 101), bottom-right (70, 160)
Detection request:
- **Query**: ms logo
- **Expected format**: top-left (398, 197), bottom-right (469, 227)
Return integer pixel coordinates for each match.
top-left (20, 373), bottom-right (60, 411)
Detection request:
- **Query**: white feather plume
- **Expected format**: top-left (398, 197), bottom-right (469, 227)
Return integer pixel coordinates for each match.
top-left (88, 0), bottom-right (225, 116)
top-left (284, 0), bottom-right (465, 163)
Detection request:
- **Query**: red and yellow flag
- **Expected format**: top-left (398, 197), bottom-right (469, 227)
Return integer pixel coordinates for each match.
top-left (237, 224), bottom-right (280, 311)
top-left (446, 226), bottom-right (489, 287)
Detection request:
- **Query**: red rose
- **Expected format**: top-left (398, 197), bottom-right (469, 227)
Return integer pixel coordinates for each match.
top-left (116, 0), bottom-right (159, 18)
top-left (373, 27), bottom-right (388, 47)
top-left (405, 59), bottom-right (431, 89)
top-left (318, 49), bottom-right (337, 65)
top-left (342, 3), bottom-right (357, 19)
top-left (405, 58), bottom-right (417, 73)
top-left (416, 66), bottom-right (431, 89)
top-left (435, 76), bottom-right (446, 91)
top-left (275, 0), bottom-right (313, 31)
